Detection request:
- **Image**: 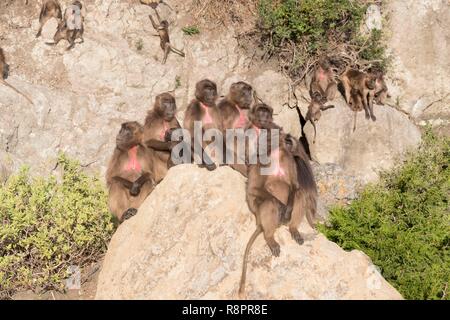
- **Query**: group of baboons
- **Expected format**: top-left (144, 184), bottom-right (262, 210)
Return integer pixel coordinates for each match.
top-left (307, 59), bottom-right (389, 138)
top-left (0, 0), bottom-right (390, 297)
top-left (104, 78), bottom-right (318, 296)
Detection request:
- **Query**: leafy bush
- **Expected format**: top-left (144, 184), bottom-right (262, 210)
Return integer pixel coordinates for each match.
top-left (182, 25), bottom-right (200, 36)
top-left (319, 130), bottom-right (450, 300)
top-left (255, 0), bottom-right (389, 78)
top-left (0, 154), bottom-right (115, 299)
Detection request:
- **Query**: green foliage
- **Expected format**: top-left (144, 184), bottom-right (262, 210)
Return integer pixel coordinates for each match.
top-left (0, 154), bottom-right (114, 299)
top-left (182, 25), bottom-right (200, 36)
top-left (319, 130), bottom-right (450, 300)
top-left (356, 29), bottom-right (389, 71)
top-left (256, 0), bottom-right (389, 76)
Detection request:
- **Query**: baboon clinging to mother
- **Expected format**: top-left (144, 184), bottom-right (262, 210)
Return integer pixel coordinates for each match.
top-left (341, 68), bottom-right (378, 121)
top-left (239, 103), bottom-right (318, 297)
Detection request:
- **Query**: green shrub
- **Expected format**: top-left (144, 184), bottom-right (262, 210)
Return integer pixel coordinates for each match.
top-left (319, 130), bottom-right (450, 300)
top-left (182, 25), bottom-right (200, 36)
top-left (0, 154), bottom-right (115, 299)
top-left (256, 0), bottom-right (389, 77)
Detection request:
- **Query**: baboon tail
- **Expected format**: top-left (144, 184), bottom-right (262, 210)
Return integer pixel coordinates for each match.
top-left (170, 46), bottom-right (185, 57)
top-left (294, 152), bottom-right (318, 228)
top-left (353, 111), bottom-right (357, 132)
top-left (238, 226), bottom-right (262, 298)
top-left (303, 190), bottom-right (317, 228)
top-left (1, 80), bottom-right (34, 105)
top-left (311, 120), bottom-right (317, 144)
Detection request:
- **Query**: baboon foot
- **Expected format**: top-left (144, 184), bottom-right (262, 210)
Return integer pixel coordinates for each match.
top-left (122, 208), bottom-right (138, 222)
top-left (199, 163), bottom-right (217, 171)
top-left (267, 241), bottom-right (280, 257)
top-left (371, 115), bottom-right (377, 121)
top-left (290, 229), bottom-right (304, 245)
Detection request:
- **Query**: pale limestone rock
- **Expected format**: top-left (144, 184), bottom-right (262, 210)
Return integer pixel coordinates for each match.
top-left (96, 165), bottom-right (403, 300)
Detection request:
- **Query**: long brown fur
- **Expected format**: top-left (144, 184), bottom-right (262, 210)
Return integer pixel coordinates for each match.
top-left (183, 79), bottom-right (223, 170)
top-left (143, 92), bottom-right (181, 184)
top-left (341, 68), bottom-right (377, 121)
top-left (218, 81), bottom-right (255, 176)
top-left (36, 0), bottom-right (63, 38)
top-left (106, 121), bottom-right (155, 223)
top-left (239, 103), bottom-right (318, 298)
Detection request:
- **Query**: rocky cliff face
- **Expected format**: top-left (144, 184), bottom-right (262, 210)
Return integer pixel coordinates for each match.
top-left (96, 165), bottom-right (402, 300)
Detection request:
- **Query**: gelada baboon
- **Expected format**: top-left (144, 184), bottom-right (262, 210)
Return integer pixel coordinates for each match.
top-left (239, 106), bottom-right (317, 297)
top-left (349, 87), bottom-right (364, 132)
top-left (341, 68), bottom-right (377, 121)
top-left (52, 1), bottom-right (84, 50)
top-left (149, 8), bottom-right (184, 64)
top-left (36, 0), bottom-right (62, 38)
top-left (106, 121), bottom-right (155, 223)
top-left (140, 0), bottom-right (174, 11)
top-left (309, 58), bottom-right (338, 103)
top-left (184, 79), bottom-right (223, 170)
top-left (306, 92), bottom-right (335, 144)
top-left (219, 81), bottom-right (255, 176)
top-left (0, 48), bottom-right (34, 105)
top-left (143, 92), bottom-right (181, 183)
top-left (370, 69), bottom-right (390, 105)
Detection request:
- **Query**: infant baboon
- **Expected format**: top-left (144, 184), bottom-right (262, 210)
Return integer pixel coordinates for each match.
top-left (143, 92), bottom-right (182, 183)
top-left (50, 1), bottom-right (84, 50)
top-left (309, 58), bottom-right (337, 103)
top-left (149, 8), bottom-right (184, 64)
top-left (106, 122), bottom-right (155, 223)
top-left (36, 0), bottom-right (62, 38)
top-left (140, 0), bottom-right (174, 11)
top-left (239, 105), bottom-right (317, 297)
top-left (305, 93), bottom-right (335, 143)
top-left (341, 68), bottom-right (377, 121)
top-left (371, 69), bottom-right (390, 105)
top-left (0, 48), bottom-right (34, 105)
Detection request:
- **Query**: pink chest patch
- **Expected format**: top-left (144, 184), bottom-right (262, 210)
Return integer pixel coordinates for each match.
top-left (270, 148), bottom-right (285, 177)
top-left (200, 103), bottom-right (213, 125)
top-left (233, 105), bottom-right (247, 128)
top-left (125, 146), bottom-right (142, 172)
top-left (159, 121), bottom-right (170, 141)
top-left (253, 125), bottom-right (261, 136)
top-left (318, 69), bottom-right (326, 81)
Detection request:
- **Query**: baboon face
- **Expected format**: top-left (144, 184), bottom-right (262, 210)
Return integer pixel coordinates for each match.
top-left (252, 104), bottom-right (273, 129)
top-left (366, 74), bottom-right (377, 90)
top-left (160, 20), bottom-right (169, 29)
top-left (196, 79), bottom-right (218, 106)
top-left (155, 93), bottom-right (177, 121)
top-left (161, 97), bottom-right (176, 121)
top-left (72, 1), bottom-right (82, 9)
top-left (230, 82), bottom-right (253, 109)
top-left (116, 121), bottom-right (143, 148)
